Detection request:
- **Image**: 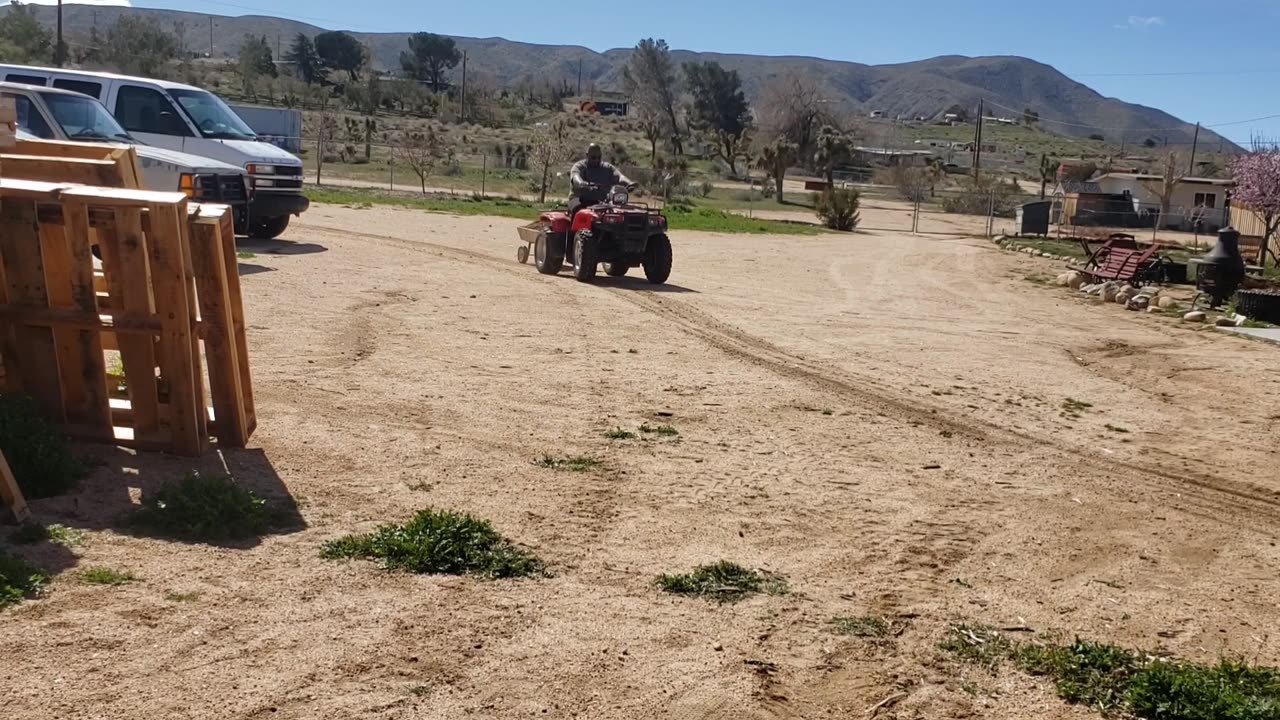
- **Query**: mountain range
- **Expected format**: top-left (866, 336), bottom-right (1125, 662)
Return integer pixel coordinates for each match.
top-left (11, 4), bottom-right (1236, 150)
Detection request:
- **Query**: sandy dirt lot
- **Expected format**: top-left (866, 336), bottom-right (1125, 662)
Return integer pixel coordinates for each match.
top-left (3, 203), bottom-right (1279, 719)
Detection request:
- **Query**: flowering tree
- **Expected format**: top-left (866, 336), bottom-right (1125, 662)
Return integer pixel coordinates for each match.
top-left (1231, 149), bottom-right (1280, 266)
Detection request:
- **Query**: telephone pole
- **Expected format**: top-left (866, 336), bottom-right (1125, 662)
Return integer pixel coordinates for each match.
top-left (972, 98), bottom-right (985, 180)
top-left (577, 59), bottom-right (583, 96)
top-left (208, 17), bottom-right (214, 58)
top-left (1188, 122), bottom-right (1201, 174)
top-left (55, 0), bottom-right (65, 67)
top-left (459, 50), bottom-right (468, 123)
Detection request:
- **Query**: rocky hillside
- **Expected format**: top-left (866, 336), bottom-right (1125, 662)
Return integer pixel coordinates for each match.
top-left (13, 4), bottom-right (1233, 149)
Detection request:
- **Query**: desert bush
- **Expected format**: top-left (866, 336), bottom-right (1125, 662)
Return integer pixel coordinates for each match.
top-left (941, 176), bottom-right (1024, 218)
top-left (0, 394), bottom-right (87, 499)
top-left (814, 188), bottom-right (861, 231)
top-left (695, 180), bottom-right (715, 198)
top-left (0, 552), bottom-right (47, 608)
top-left (130, 472), bottom-right (276, 542)
top-left (889, 165), bottom-right (933, 203)
top-left (656, 561), bottom-right (788, 603)
top-left (321, 508), bottom-right (545, 579)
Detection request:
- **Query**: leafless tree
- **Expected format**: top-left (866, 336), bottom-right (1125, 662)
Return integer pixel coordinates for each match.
top-left (394, 127), bottom-right (447, 194)
top-left (1141, 150), bottom-right (1189, 239)
top-left (757, 71), bottom-right (830, 163)
top-left (306, 110), bottom-right (339, 185)
top-left (529, 120), bottom-right (571, 203)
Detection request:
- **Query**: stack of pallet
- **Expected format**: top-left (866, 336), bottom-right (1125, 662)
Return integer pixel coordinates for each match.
top-left (0, 141), bottom-right (256, 456)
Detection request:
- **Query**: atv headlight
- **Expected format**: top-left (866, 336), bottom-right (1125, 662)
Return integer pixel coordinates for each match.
top-left (611, 189), bottom-right (629, 205)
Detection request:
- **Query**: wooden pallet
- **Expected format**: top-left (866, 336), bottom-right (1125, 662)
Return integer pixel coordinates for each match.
top-left (0, 178), bottom-right (255, 455)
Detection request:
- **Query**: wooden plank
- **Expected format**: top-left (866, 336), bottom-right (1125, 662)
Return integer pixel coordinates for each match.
top-left (0, 198), bottom-right (64, 419)
top-left (189, 216), bottom-right (248, 446)
top-left (102, 208), bottom-right (162, 443)
top-left (0, 305), bottom-right (163, 332)
top-left (9, 139), bottom-right (141, 189)
top-left (145, 201), bottom-right (203, 456)
top-left (216, 207), bottom-right (256, 434)
top-left (177, 206), bottom-right (209, 447)
top-left (0, 451), bottom-right (30, 524)
top-left (0, 155), bottom-right (123, 186)
top-left (38, 213), bottom-right (111, 438)
top-left (0, 178), bottom-right (181, 205)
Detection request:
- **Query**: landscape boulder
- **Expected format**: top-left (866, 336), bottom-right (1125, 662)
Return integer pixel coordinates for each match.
top-left (1183, 311), bottom-right (1207, 323)
top-left (1157, 296), bottom-right (1179, 310)
top-left (1126, 296), bottom-right (1150, 311)
top-left (1102, 283), bottom-right (1120, 302)
top-left (1066, 272), bottom-right (1084, 290)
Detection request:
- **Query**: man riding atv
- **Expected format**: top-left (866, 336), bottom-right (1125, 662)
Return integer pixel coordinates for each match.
top-left (569, 143), bottom-right (637, 220)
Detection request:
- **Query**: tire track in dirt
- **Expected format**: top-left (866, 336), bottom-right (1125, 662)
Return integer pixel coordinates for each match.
top-left (296, 222), bottom-right (1280, 532)
top-left (610, 290), bottom-right (1280, 533)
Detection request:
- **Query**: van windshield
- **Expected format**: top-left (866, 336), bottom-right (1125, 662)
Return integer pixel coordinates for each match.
top-left (38, 91), bottom-right (133, 142)
top-left (167, 88), bottom-right (257, 140)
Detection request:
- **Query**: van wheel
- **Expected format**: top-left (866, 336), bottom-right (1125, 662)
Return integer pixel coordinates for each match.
top-left (250, 215), bottom-right (290, 240)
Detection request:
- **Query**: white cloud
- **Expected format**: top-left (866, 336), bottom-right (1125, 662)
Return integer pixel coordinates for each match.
top-left (1115, 15), bottom-right (1164, 30)
top-left (2, 0), bottom-right (133, 5)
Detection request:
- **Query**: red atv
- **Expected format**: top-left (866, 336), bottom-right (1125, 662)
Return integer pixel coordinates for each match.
top-left (517, 184), bottom-right (672, 284)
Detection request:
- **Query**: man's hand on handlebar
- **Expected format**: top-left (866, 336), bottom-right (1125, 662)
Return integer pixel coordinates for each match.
top-left (626, 182), bottom-right (640, 192)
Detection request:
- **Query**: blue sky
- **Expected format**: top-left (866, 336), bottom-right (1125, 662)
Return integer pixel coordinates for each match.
top-left (41, 0), bottom-right (1280, 144)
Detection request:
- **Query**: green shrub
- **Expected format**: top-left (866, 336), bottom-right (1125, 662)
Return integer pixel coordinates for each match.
top-left (0, 552), bottom-right (47, 608)
top-left (78, 567), bottom-right (137, 586)
top-left (814, 188), bottom-right (861, 231)
top-left (656, 560), bottom-right (787, 603)
top-left (1127, 658), bottom-right (1280, 720)
top-left (130, 472), bottom-right (274, 542)
top-left (321, 508), bottom-right (545, 579)
top-left (0, 394), bottom-right (87, 499)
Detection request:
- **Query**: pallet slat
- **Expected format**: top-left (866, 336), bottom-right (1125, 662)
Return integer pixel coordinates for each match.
top-left (217, 209), bottom-right (256, 433)
top-left (0, 198), bottom-right (64, 419)
top-left (190, 216), bottom-right (249, 446)
top-left (102, 207), bottom-right (163, 443)
top-left (146, 201), bottom-right (205, 456)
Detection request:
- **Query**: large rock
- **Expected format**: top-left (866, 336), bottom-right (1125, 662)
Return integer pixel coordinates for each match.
top-left (1066, 272), bottom-right (1085, 290)
top-left (1157, 296), bottom-right (1179, 310)
top-left (1102, 283), bottom-right (1120, 302)
top-left (1115, 288), bottom-right (1136, 305)
top-left (1137, 285), bottom-right (1160, 297)
top-left (1183, 311), bottom-right (1207, 323)
top-left (1126, 296), bottom-right (1151, 311)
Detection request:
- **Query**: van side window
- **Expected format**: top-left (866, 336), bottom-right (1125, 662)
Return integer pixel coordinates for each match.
top-left (6, 73), bottom-right (47, 86)
top-left (4, 93), bottom-right (55, 139)
top-left (52, 79), bottom-right (103, 98)
top-left (114, 85), bottom-right (191, 136)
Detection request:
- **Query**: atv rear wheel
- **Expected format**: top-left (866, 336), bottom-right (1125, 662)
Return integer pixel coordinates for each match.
top-left (573, 230), bottom-right (599, 282)
top-left (534, 230), bottom-right (563, 275)
top-left (604, 263), bottom-right (629, 277)
top-left (643, 233), bottom-right (672, 284)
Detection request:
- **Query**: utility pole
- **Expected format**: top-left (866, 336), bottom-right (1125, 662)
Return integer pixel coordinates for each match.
top-left (209, 17), bottom-right (214, 58)
top-left (577, 59), bottom-right (583, 96)
top-left (1188, 122), bottom-right (1201, 174)
top-left (460, 50), bottom-right (468, 123)
top-left (55, 0), bottom-right (64, 67)
top-left (276, 33), bottom-right (281, 60)
top-left (972, 98), bottom-right (985, 180)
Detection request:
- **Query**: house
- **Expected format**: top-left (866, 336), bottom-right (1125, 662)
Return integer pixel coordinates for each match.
top-left (1091, 172), bottom-right (1233, 231)
top-left (850, 146), bottom-right (932, 167)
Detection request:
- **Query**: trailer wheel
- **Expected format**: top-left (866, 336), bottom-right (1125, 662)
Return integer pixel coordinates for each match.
top-left (516, 245), bottom-right (530, 264)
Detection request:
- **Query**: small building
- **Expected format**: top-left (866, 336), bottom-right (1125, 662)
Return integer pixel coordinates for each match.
top-left (1050, 181), bottom-right (1145, 227)
top-left (850, 146), bottom-right (932, 167)
top-left (1092, 172), bottom-right (1233, 231)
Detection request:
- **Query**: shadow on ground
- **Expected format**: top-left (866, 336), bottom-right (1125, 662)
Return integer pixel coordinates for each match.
top-left (592, 276), bottom-right (699, 294)
top-left (237, 238), bottom-right (328, 256)
top-left (9, 443), bottom-right (305, 577)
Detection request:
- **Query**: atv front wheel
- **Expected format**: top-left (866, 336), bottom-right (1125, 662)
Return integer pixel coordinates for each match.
top-left (643, 233), bottom-right (672, 284)
top-left (573, 230), bottom-right (599, 282)
top-left (534, 230), bottom-right (563, 275)
top-left (604, 263), bottom-right (629, 277)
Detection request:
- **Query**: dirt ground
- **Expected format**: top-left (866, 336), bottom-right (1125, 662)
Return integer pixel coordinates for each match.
top-left (3, 203), bottom-right (1279, 719)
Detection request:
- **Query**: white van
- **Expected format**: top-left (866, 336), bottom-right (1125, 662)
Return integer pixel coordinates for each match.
top-left (2, 81), bottom-right (252, 229)
top-left (0, 64), bottom-right (308, 239)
